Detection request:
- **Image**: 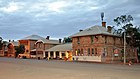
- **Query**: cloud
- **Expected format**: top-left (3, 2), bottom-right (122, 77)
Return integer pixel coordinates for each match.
top-left (0, 0), bottom-right (140, 40)
top-left (47, 1), bottom-right (68, 12)
top-left (0, 1), bottom-right (24, 13)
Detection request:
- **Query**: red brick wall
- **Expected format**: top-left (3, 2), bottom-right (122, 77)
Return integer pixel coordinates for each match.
top-left (72, 34), bottom-right (127, 62)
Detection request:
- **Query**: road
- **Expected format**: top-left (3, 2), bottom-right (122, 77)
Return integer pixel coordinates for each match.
top-left (0, 57), bottom-right (140, 79)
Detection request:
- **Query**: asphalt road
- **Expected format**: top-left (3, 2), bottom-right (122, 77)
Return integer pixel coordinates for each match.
top-left (0, 57), bottom-right (140, 79)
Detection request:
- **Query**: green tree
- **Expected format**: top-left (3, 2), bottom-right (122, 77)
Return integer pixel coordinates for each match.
top-left (63, 37), bottom-right (72, 43)
top-left (125, 26), bottom-right (140, 47)
top-left (114, 15), bottom-right (133, 30)
top-left (0, 37), bottom-right (3, 50)
top-left (114, 15), bottom-right (140, 47)
top-left (15, 45), bottom-right (25, 58)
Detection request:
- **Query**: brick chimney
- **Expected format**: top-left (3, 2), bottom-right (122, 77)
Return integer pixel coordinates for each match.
top-left (102, 22), bottom-right (106, 28)
top-left (9, 40), bottom-right (11, 42)
top-left (46, 36), bottom-right (50, 40)
top-left (107, 26), bottom-right (112, 33)
top-left (79, 29), bottom-right (83, 32)
top-left (59, 39), bottom-right (62, 43)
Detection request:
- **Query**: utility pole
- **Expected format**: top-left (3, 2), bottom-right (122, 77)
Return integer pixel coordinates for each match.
top-left (124, 32), bottom-right (126, 64)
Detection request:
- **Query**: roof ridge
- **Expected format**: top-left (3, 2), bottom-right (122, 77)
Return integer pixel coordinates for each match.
top-left (71, 25), bottom-right (116, 37)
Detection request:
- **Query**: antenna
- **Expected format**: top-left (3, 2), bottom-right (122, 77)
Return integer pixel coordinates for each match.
top-left (101, 12), bottom-right (104, 22)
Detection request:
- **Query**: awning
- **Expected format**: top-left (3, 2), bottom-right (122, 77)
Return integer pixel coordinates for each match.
top-left (46, 43), bottom-right (72, 52)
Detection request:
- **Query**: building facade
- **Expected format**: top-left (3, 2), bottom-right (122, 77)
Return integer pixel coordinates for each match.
top-left (18, 35), bottom-right (44, 58)
top-left (71, 23), bottom-right (137, 63)
top-left (7, 41), bottom-right (18, 57)
top-left (35, 37), bottom-right (61, 59)
top-left (46, 43), bottom-right (72, 61)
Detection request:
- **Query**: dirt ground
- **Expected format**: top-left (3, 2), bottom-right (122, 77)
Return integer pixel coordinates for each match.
top-left (0, 57), bottom-right (140, 79)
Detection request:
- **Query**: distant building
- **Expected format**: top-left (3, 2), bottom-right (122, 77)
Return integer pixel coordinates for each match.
top-left (18, 35), bottom-right (44, 58)
top-left (0, 41), bottom-right (7, 57)
top-left (0, 49), bottom-right (4, 56)
top-left (7, 40), bottom-right (18, 57)
top-left (71, 22), bottom-right (137, 63)
top-left (34, 37), bottom-right (61, 59)
top-left (0, 40), bottom-right (18, 57)
top-left (18, 35), bottom-right (62, 59)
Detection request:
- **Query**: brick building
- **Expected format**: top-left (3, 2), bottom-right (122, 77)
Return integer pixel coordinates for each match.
top-left (35, 36), bottom-right (61, 59)
top-left (46, 43), bottom-right (72, 61)
top-left (18, 35), bottom-right (44, 58)
top-left (71, 22), bottom-right (137, 63)
top-left (7, 41), bottom-right (18, 57)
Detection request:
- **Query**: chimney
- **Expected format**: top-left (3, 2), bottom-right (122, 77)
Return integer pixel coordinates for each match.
top-left (9, 40), bottom-right (11, 42)
top-left (107, 26), bottom-right (112, 33)
top-left (46, 36), bottom-right (50, 40)
top-left (79, 29), bottom-right (83, 32)
top-left (102, 22), bottom-right (106, 28)
top-left (59, 39), bottom-right (62, 43)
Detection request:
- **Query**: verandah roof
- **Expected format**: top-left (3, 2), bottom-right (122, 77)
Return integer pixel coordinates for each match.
top-left (46, 43), bottom-right (72, 52)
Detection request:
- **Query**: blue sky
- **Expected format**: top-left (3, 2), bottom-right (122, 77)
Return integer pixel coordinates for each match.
top-left (0, 0), bottom-right (140, 40)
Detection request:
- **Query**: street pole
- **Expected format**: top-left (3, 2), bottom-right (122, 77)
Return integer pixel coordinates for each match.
top-left (124, 32), bottom-right (126, 64)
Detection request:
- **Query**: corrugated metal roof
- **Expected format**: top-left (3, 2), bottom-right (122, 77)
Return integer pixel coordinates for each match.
top-left (20, 35), bottom-right (44, 40)
top-left (36, 38), bottom-right (60, 44)
top-left (71, 26), bottom-right (114, 37)
top-left (7, 41), bottom-right (18, 46)
top-left (46, 43), bottom-right (72, 52)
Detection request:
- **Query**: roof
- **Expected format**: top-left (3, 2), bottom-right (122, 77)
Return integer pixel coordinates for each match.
top-left (71, 26), bottom-right (115, 37)
top-left (46, 43), bottom-right (72, 52)
top-left (3, 41), bottom-right (9, 46)
top-left (36, 38), bottom-right (60, 44)
top-left (7, 41), bottom-right (18, 46)
top-left (20, 35), bottom-right (44, 40)
top-left (10, 41), bottom-right (18, 46)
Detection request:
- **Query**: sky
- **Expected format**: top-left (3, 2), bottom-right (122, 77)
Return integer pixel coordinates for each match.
top-left (0, 0), bottom-right (140, 41)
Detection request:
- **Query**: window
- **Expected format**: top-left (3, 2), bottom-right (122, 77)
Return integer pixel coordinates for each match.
top-left (77, 37), bottom-right (80, 44)
top-left (30, 52), bottom-right (36, 55)
top-left (81, 49), bottom-right (83, 56)
top-left (88, 48), bottom-right (90, 56)
top-left (78, 49), bottom-right (80, 56)
top-left (105, 36), bottom-right (107, 44)
top-left (39, 43), bottom-right (42, 48)
top-left (91, 36), bottom-right (94, 44)
top-left (92, 48), bottom-right (94, 55)
top-left (95, 36), bottom-right (98, 42)
top-left (26, 50), bottom-right (29, 52)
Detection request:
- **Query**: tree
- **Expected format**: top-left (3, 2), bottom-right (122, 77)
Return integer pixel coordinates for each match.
top-left (113, 15), bottom-right (140, 47)
top-left (63, 37), bottom-right (72, 43)
top-left (114, 15), bottom-right (133, 30)
top-left (15, 45), bottom-right (25, 58)
top-left (0, 37), bottom-right (3, 50)
top-left (125, 26), bottom-right (140, 47)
